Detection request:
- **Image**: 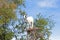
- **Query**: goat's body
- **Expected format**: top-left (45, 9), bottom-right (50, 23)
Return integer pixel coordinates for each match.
top-left (24, 15), bottom-right (34, 29)
top-left (26, 16), bottom-right (34, 29)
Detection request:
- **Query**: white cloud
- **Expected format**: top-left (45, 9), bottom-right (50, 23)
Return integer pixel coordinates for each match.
top-left (37, 0), bottom-right (58, 8)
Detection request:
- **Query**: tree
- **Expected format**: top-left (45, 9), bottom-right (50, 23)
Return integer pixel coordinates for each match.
top-left (0, 0), bottom-right (25, 40)
top-left (0, 0), bottom-right (25, 24)
top-left (11, 11), bottom-right (27, 40)
top-left (0, 0), bottom-right (54, 40)
top-left (13, 13), bottom-right (54, 40)
top-left (34, 14), bottom-right (54, 40)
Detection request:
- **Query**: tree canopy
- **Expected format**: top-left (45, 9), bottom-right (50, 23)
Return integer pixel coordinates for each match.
top-left (0, 0), bottom-right (25, 40)
top-left (12, 13), bottom-right (54, 40)
top-left (0, 0), bottom-right (54, 40)
top-left (0, 0), bottom-right (24, 24)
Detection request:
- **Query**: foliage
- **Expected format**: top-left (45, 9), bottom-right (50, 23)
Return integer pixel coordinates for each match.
top-left (0, 25), bottom-right (14, 40)
top-left (12, 13), bottom-right (54, 40)
top-left (0, 0), bottom-right (54, 40)
top-left (0, 0), bottom-right (24, 40)
top-left (0, 0), bottom-right (25, 24)
top-left (34, 13), bottom-right (54, 40)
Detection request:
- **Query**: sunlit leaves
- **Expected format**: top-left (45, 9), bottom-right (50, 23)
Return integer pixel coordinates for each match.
top-left (0, 0), bottom-right (24, 24)
top-left (36, 18), bottom-right (48, 27)
top-left (34, 14), bottom-right (54, 40)
top-left (5, 32), bottom-right (14, 40)
top-left (13, 0), bottom-right (24, 5)
top-left (0, 27), bottom-right (4, 35)
top-left (0, 0), bottom-right (24, 40)
top-left (0, 8), bottom-right (16, 24)
top-left (0, 0), bottom-right (24, 25)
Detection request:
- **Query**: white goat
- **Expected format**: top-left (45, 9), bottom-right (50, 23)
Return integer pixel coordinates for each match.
top-left (24, 15), bottom-right (34, 29)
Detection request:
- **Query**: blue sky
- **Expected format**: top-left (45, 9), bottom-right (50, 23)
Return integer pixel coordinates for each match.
top-left (24, 0), bottom-right (60, 40)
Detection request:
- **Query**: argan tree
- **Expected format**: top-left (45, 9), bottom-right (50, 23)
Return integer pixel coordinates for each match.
top-left (13, 13), bottom-right (54, 40)
top-left (33, 14), bottom-right (54, 40)
top-left (0, 0), bottom-right (25, 40)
